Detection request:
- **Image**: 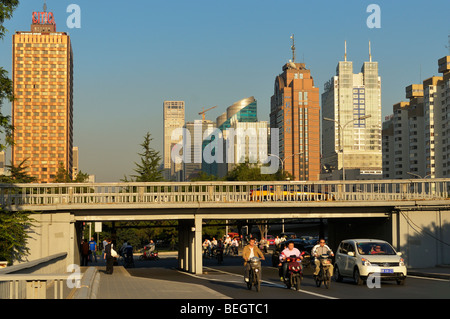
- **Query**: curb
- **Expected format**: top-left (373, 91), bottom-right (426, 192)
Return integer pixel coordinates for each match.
top-left (72, 267), bottom-right (98, 299)
top-left (408, 271), bottom-right (450, 280)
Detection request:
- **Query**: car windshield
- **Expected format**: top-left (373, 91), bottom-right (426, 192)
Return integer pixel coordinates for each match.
top-left (356, 242), bottom-right (397, 255)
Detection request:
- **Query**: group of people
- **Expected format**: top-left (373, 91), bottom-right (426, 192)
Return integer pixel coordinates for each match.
top-left (242, 237), bottom-right (335, 282)
top-left (80, 237), bottom-right (137, 274)
top-left (80, 237), bottom-right (99, 266)
top-left (202, 235), bottom-right (239, 258)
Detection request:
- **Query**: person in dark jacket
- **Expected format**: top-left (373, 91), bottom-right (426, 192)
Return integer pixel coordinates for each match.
top-left (104, 238), bottom-right (114, 274)
top-left (80, 239), bottom-right (89, 266)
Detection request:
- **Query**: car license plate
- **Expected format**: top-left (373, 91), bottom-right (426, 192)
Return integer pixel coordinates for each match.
top-left (381, 268), bottom-right (393, 273)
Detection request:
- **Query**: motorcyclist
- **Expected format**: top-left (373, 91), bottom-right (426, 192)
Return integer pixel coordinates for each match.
top-left (242, 238), bottom-right (265, 282)
top-left (312, 238), bottom-right (334, 277)
top-left (278, 241), bottom-right (302, 281)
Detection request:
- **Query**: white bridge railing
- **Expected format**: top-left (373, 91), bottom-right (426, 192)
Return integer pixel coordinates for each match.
top-left (0, 179), bottom-right (449, 208)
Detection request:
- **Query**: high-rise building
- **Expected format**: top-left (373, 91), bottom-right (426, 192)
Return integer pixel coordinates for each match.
top-left (382, 55), bottom-right (450, 178)
top-left (321, 42), bottom-right (382, 179)
top-left (382, 85), bottom-right (424, 179)
top-left (182, 119), bottom-right (215, 181)
top-left (11, 7), bottom-right (73, 183)
top-left (269, 36), bottom-right (321, 181)
top-left (203, 96), bottom-right (261, 178)
top-left (163, 100), bottom-right (185, 180)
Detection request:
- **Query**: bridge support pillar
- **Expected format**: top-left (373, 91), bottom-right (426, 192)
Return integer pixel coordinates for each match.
top-left (25, 212), bottom-right (75, 268)
top-left (177, 217), bottom-right (203, 274)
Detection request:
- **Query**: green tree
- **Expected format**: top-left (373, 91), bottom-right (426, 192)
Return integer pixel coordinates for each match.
top-left (0, 0), bottom-right (19, 152)
top-left (0, 1), bottom-right (36, 266)
top-left (0, 159), bottom-right (37, 183)
top-left (127, 132), bottom-right (163, 182)
top-left (54, 162), bottom-right (71, 183)
top-left (0, 210), bottom-right (34, 264)
top-left (224, 160), bottom-right (293, 181)
top-left (0, 1), bottom-right (19, 40)
top-left (53, 162), bottom-right (90, 183)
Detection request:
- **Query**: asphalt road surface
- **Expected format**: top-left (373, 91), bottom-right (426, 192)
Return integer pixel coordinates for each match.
top-left (127, 252), bottom-right (450, 300)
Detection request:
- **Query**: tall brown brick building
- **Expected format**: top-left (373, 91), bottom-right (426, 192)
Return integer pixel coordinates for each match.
top-left (270, 37), bottom-right (321, 180)
top-left (11, 9), bottom-right (73, 182)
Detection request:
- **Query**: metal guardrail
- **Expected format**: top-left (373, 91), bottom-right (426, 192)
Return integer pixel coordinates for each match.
top-left (0, 179), bottom-right (449, 208)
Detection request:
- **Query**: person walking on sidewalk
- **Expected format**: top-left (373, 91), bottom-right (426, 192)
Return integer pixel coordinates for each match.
top-left (104, 238), bottom-right (114, 274)
top-left (89, 237), bottom-right (98, 263)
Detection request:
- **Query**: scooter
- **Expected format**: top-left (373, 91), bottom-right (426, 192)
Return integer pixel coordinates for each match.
top-left (246, 257), bottom-right (262, 292)
top-left (283, 253), bottom-right (304, 291)
top-left (314, 254), bottom-right (332, 289)
top-left (139, 248), bottom-right (159, 261)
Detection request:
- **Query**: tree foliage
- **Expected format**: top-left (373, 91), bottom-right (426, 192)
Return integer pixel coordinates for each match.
top-left (0, 210), bottom-right (35, 264)
top-left (52, 162), bottom-right (90, 183)
top-left (125, 132), bottom-right (162, 182)
top-left (225, 160), bottom-right (293, 181)
top-left (0, 0), bottom-right (19, 151)
top-left (0, 159), bottom-right (37, 183)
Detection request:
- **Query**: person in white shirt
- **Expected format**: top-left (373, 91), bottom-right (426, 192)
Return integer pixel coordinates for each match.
top-left (312, 239), bottom-right (334, 276)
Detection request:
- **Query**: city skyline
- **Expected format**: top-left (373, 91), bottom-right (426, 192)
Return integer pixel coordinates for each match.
top-left (1, 0), bottom-right (449, 182)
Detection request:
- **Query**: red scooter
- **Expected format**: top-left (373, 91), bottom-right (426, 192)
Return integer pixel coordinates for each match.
top-left (139, 247), bottom-right (159, 261)
top-left (283, 252), bottom-right (304, 291)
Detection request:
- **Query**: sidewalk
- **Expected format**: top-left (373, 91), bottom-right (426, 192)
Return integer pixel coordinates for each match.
top-left (95, 266), bottom-right (230, 299)
top-left (408, 265), bottom-right (450, 280)
top-left (85, 253), bottom-right (230, 299)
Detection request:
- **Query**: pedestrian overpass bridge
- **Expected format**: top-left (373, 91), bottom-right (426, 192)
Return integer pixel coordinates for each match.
top-left (1, 179), bottom-right (450, 273)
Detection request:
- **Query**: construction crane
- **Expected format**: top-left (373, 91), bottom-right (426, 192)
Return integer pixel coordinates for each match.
top-left (198, 106), bottom-right (217, 121)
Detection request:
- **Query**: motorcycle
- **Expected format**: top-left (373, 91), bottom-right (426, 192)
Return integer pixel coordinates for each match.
top-left (283, 254), bottom-right (304, 291)
top-left (246, 257), bottom-right (262, 292)
top-left (315, 254), bottom-right (332, 289)
top-left (139, 247), bottom-right (159, 261)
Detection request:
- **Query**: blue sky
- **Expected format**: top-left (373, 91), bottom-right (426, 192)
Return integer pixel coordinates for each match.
top-left (1, 0), bottom-right (449, 182)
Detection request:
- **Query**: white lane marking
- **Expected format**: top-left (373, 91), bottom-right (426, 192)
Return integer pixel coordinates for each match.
top-left (408, 275), bottom-right (449, 282)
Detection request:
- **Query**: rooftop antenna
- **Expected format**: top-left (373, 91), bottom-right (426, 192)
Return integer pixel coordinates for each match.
top-left (344, 40), bottom-right (347, 62)
top-left (446, 34), bottom-right (450, 55)
top-left (290, 34), bottom-right (296, 63)
top-left (369, 40), bottom-right (372, 62)
top-left (43, 0), bottom-right (47, 12)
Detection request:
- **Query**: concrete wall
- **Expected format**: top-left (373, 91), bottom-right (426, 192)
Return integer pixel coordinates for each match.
top-left (327, 217), bottom-right (393, 253)
top-left (394, 210), bottom-right (450, 268)
top-left (24, 212), bottom-right (75, 268)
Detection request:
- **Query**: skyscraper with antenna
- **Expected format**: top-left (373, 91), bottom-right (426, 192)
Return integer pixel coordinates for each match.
top-left (269, 34), bottom-right (321, 181)
top-left (321, 41), bottom-right (382, 179)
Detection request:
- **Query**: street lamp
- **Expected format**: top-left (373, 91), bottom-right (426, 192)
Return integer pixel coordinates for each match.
top-left (323, 115), bottom-right (371, 180)
top-left (407, 172), bottom-right (431, 179)
top-left (268, 152), bottom-right (303, 179)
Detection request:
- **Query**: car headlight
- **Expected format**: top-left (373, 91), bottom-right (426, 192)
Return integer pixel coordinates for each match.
top-left (361, 258), bottom-right (371, 266)
top-left (399, 258), bottom-right (405, 266)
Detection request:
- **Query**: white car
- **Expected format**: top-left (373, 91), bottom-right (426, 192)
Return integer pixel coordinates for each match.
top-left (334, 239), bottom-right (407, 285)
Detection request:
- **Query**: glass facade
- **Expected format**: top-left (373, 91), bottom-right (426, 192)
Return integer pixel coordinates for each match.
top-left (202, 97), bottom-right (258, 177)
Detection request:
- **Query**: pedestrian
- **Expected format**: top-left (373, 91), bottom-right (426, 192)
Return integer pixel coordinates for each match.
top-left (102, 238), bottom-right (108, 261)
top-left (104, 238), bottom-right (114, 274)
top-left (80, 238), bottom-right (89, 266)
top-left (89, 237), bottom-right (97, 263)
